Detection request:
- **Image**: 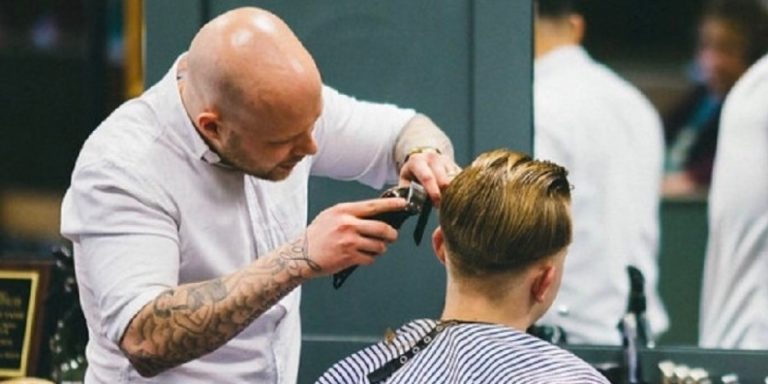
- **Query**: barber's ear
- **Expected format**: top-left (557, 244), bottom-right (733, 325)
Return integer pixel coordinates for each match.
top-left (531, 262), bottom-right (557, 303)
top-left (432, 227), bottom-right (446, 265)
top-left (196, 111), bottom-right (223, 146)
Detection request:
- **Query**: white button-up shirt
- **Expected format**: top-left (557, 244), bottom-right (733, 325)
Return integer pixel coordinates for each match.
top-left (61, 56), bottom-right (415, 383)
top-left (534, 45), bottom-right (669, 345)
top-left (699, 53), bottom-right (768, 349)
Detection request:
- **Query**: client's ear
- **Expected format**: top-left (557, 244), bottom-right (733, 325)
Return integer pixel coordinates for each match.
top-left (432, 227), bottom-right (447, 265)
top-left (531, 261), bottom-right (557, 303)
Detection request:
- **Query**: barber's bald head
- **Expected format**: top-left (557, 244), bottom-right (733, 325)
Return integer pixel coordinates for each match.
top-left (186, 7), bottom-right (321, 122)
top-left (181, 7), bottom-right (322, 181)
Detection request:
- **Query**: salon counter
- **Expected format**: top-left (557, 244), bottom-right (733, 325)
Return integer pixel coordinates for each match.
top-left (570, 344), bottom-right (768, 383)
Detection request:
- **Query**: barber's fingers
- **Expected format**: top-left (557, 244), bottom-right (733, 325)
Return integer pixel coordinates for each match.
top-left (305, 198), bottom-right (406, 274)
top-left (399, 151), bottom-right (461, 207)
top-left (353, 238), bottom-right (390, 265)
top-left (430, 162), bottom-right (454, 189)
top-left (337, 197), bottom-right (407, 218)
top-left (444, 162), bottom-right (462, 181)
top-left (355, 217), bottom-right (399, 243)
top-left (400, 156), bottom-right (441, 205)
top-left (427, 154), bottom-right (461, 188)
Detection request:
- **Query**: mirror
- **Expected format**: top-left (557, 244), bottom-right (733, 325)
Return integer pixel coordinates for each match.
top-left (533, 0), bottom-right (767, 350)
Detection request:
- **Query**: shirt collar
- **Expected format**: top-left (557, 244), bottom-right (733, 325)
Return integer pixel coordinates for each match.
top-left (534, 45), bottom-right (591, 79)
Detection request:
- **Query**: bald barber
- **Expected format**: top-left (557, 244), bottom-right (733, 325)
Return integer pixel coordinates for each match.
top-left (61, 7), bottom-right (457, 383)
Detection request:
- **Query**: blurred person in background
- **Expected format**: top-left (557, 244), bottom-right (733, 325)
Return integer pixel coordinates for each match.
top-left (533, 0), bottom-right (668, 345)
top-left (662, 0), bottom-right (768, 196)
top-left (699, 50), bottom-right (768, 349)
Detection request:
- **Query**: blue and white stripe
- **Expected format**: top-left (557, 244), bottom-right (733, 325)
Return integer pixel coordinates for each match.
top-left (315, 319), bottom-right (610, 384)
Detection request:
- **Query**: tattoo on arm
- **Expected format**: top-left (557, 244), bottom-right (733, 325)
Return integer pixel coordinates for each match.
top-left (121, 235), bottom-right (321, 377)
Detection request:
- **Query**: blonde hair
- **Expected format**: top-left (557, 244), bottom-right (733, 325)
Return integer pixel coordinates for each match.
top-left (440, 149), bottom-right (572, 276)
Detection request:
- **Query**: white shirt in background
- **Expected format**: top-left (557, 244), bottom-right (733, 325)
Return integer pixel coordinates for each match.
top-left (61, 55), bottom-right (415, 383)
top-left (534, 45), bottom-right (669, 345)
top-left (699, 53), bottom-right (768, 349)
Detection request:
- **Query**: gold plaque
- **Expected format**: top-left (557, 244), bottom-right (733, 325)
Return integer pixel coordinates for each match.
top-left (0, 270), bottom-right (40, 377)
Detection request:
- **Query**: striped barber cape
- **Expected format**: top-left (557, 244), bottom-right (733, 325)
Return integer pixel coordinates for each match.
top-left (315, 319), bottom-right (610, 384)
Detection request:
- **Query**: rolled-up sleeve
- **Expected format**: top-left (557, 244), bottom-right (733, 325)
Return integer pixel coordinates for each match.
top-left (310, 85), bottom-right (416, 189)
top-left (62, 160), bottom-right (180, 344)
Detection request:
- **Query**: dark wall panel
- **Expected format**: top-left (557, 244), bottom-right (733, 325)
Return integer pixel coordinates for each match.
top-left (144, 1), bottom-right (203, 85)
top-left (473, 0), bottom-right (533, 154)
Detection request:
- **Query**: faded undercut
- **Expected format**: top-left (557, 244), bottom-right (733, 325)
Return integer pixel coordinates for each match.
top-left (439, 149), bottom-right (572, 277)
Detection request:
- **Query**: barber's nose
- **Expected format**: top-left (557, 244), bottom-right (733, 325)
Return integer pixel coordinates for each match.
top-left (296, 132), bottom-right (318, 156)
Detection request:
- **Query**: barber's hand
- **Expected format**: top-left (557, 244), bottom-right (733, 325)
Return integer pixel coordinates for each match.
top-left (305, 197), bottom-right (407, 276)
top-left (399, 150), bottom-right (461, 207)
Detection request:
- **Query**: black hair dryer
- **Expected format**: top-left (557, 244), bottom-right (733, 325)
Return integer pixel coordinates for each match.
top-left (617, 265), bottom-right (654, 384)
top-left (625, 265), bottom-right (654, 348)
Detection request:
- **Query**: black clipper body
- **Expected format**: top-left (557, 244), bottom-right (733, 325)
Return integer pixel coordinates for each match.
top-left (332, 182), bottom-right (432, 289)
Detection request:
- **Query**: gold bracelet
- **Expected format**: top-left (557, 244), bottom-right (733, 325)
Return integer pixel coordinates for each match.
top-left (403, 146), bottom-right (442, 165)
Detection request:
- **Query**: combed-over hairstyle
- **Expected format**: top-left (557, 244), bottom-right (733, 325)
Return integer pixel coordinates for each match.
top-left (439, 149), bottom-right (572, 277)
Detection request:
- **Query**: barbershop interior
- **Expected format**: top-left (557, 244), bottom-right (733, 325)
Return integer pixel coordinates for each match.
top-left (1, 1), bottom-right (767, 383)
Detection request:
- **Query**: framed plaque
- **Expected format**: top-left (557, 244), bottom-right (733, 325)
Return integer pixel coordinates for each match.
top-left (0, 261), bottom-right (51, 378)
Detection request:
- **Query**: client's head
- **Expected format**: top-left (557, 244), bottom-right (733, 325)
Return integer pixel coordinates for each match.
top-left (433, 149), bottom-right (572, 328)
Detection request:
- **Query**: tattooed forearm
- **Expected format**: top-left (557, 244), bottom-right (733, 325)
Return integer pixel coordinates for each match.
top-left (120, 234), bottom-right (321, 377)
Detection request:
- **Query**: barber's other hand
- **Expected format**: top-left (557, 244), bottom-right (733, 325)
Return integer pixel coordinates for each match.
top-left (399, 150), bottom-right (460, 207)
top-left (305, 197), bottom-right (407, 276)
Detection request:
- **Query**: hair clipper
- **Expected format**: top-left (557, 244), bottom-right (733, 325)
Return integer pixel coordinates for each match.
top-left (332, 182), bottom-right (432, 289)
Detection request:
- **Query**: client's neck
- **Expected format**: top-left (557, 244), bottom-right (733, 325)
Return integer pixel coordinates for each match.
top-left (440, 278), bottom-right (534, 332)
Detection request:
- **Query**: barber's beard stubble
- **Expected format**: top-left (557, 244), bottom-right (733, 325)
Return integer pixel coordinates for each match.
top-left (218, 133), bottom-right (299, 182)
